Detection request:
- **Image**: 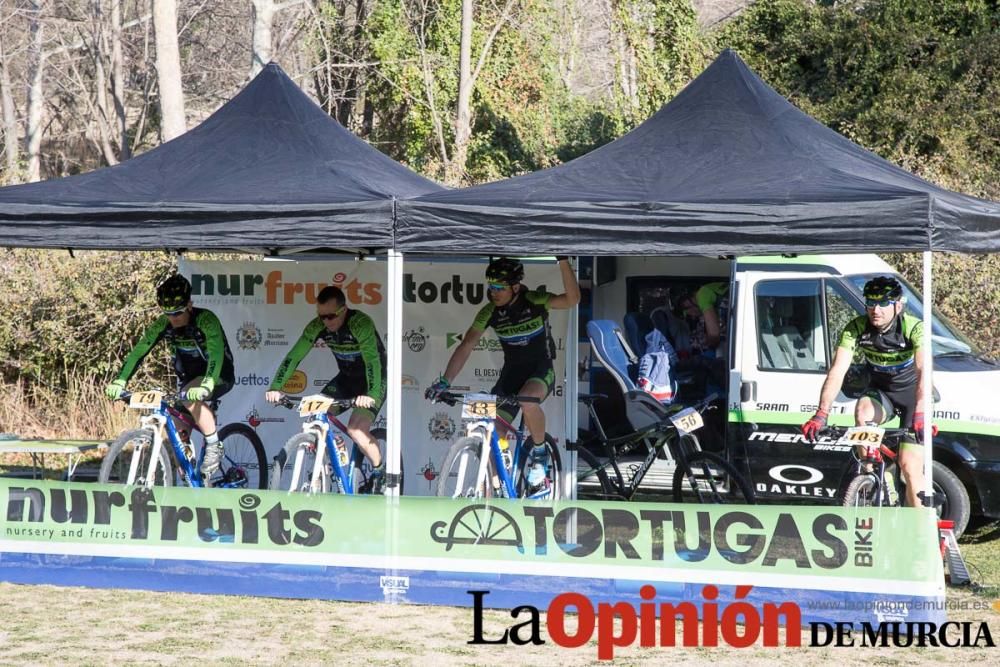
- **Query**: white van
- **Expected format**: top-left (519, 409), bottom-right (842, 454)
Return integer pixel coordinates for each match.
top-left (583, 253), bottom-right (998, 536)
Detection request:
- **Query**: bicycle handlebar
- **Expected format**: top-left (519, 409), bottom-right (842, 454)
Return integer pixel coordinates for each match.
top-left (433, 390), bottom-right (541, 407)
top-left (818, 425), bottom-right (911, 439)
top-left (276, 396), bottom-right (356, 411)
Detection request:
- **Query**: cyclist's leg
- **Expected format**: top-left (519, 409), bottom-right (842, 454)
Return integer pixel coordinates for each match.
top-left (519, 366), bottom-right (555, 446)
top-left (347, 409), bottom-right (382, 467)
top-left (855, 388), bottom-right (892, 426)
top-left (882, 384), bottom-right (924, 507)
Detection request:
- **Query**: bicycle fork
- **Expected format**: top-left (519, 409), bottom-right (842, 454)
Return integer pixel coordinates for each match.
top-left (135, 413), bottom-right (167, 488)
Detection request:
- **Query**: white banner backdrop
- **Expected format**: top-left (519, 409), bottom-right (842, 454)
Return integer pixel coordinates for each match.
top-left (178, 257), bottom-right (569, 496)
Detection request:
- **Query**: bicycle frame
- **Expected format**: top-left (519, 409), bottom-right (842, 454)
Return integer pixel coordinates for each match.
top-left (472, 411), bottom-right (528, 499)
top-left (288, 412), bottom-right (360, 494)
top-left (131, 399), bottom-right (205, 488)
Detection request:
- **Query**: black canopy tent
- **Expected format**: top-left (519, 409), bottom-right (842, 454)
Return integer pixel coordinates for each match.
top-left (0, 63), bottom-right (443, 252)
top-left (396, 50), bottom-right (1000, 256)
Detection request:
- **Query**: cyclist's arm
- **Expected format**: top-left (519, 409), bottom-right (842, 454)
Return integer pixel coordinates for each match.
top-left (269, 318), bottom-right (323, 391)
top-left (114, 317), bottom-right (169, 384)
top-left (195, 310), bottom-right (227, 389)
top-left (703, 307), bottom-right (721, 349)
top-left (816, 346), bottom-right (853, 413)
top-left (349, 313), bottom-right (385, 403)
top-left (442, 326), bottom-right (484, 384)
top-left (547, 259), bottom-right (581, 309)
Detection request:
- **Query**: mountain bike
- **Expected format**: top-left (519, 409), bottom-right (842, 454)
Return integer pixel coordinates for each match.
top-left (824, 424), bottom-right (911, 508)
top-left (431, 390), bottom-right (562, 501)
top-left (99, 390), bottom-right (267, 489)
top-left (575, 393), bottom-right (755, 504)
top-left (269, 395), bottom-right (396, 495)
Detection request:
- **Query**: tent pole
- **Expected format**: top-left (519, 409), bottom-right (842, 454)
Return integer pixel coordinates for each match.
top-left (921, 251), bottom-right (934, 506)
top-left (565, 257), bottom-right (579, 500)
top-left (386, 248), bottom-right (404, 498)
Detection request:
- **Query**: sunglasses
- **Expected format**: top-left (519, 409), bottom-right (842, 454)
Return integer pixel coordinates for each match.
top-left (487, 282), bottom-right (509, 292)
top-left (163, 307), bottom-right (186, 316)
top-left (319, 306), bottom-right (346, 321)
top-left (865, 298), bottom-right (897, 309)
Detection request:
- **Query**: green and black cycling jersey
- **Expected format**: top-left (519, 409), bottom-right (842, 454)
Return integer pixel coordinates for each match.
top-left (116, 307), bottom-right (235, 388)
top-left (471, 288), bottom-right (555, 367)
top-left (270, 309), bottom-right (386, 404)
top-left (838, 313), bottom-right (923, 390)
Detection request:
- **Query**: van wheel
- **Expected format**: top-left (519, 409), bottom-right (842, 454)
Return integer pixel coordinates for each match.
top-left (932, 461), bottom-right (971, 539)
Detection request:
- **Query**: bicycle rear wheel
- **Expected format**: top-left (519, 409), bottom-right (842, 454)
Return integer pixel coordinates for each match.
top-left (98, 428), bottom-right (174, 486)
top-left (672, 446), bottom-right (755, 504)
top-left (436, 437), bottom-right (493, 499)
top-left (515, 437), bottom-right (563, 501)
top-left (216, 423), bottom-right (268, 490)
top-left (575, 447), bottom-right (619, 500)
top-left (270, 432), bottom-right (327, 493)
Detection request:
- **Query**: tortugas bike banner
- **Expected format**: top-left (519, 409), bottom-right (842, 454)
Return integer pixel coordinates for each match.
top-left (177, 257), bottom-right (570, 497)
top-left (0, 479), bottom-right (945, 626)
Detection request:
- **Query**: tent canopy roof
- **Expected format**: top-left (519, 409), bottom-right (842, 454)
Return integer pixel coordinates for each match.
top-left (397, 50), bottom-right (1000, 256)
top-left (0, 63), bottom-right (442, 251)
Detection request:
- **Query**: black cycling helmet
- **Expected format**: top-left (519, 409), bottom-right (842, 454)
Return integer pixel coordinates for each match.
top-left (485, 257), bottom-right (524, 286)
top-left (156, 274), bottom-right (192, 312)
top-left (862, 276), bottom-right (903, 301)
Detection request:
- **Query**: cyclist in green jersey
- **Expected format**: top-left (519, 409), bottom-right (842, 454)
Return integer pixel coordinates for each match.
top-left (104, 274), bottom-right (236, 480)
top-left (695, 281), bottom-right (729, 352)
top-left (801, 276), bottom-right (933, 508)
top-left (426, 256), bottom-right (580, 489)
top-left (265, 285), bottom-right (387, 480)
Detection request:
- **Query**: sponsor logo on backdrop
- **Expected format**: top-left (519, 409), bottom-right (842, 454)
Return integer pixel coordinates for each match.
top-left (281, 370), bottom-right (308, 394)
top-left (474, 368), bottom-right (501, 379)
top-left (313, 378), bottom-right (332, 387)
top-left (372, 416), bottom-right (387, 431)
top-left (237, 321), bottom-right (262, 350)
top-left (236, 373), bottom-right (271, 387)
top-left (446, 332), bottom-right (502, 352)
top-left (401, 375), bottom-right (420, 391)
top-left (246, 406), bottom-right (283, 428)
top-left (265, 328), bottom-right (288, 347)
top-left (404, 274), bottom-right (486, 305)
top-left (419, 458), bottom-right (439, 489)
top-left (404, 327), bottom-right (427, 352)
top-left (428, 413), bottom-right (456, 441)
top-left (756, 464), bottom-right (835, 498)
top-left (190, 270), bottom-right (382, 306)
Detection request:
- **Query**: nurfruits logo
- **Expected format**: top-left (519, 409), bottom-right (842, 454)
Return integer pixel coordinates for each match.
top-left (191, 270), bottom-right (382, 305)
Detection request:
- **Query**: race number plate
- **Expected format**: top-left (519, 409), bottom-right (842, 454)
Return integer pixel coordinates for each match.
top-left (299, 394), bottom-right (334, 417)
top-left (128, 391), bottom-right (162, 410)
top-left (462, 393), bottom-right (497, 420)
top-left (669, 407), bottom-right (704, 434)
top-left (838, 425), bottom-right (885, 447)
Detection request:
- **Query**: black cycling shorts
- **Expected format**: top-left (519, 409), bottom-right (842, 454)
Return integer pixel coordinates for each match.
top-left (863, 381), bottom-right (917, 429)
top-left (490, 360), bottom-right (555, 423)
top-left (321, 374), bottom-right (384, 421)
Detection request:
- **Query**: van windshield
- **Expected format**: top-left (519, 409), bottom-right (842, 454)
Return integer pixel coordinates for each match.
top-left (846, 274), bottom-right (982, 357)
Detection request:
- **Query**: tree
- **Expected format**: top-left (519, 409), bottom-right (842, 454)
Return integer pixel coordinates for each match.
top-left (152, 0), bottom-right (186, 141)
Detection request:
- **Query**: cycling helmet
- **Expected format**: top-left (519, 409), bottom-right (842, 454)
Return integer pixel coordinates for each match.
top-left (485, 257), bottom-right (524, 286)
top-left (862, 276), bottom-right (903, 301)
top-left (156, 274), bottom-right (192, 311)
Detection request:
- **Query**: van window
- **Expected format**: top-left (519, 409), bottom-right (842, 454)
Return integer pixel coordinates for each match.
top-left (825, 280), bottom-right (865, 364)
top-left (755, 280), bottom-right (826, 371)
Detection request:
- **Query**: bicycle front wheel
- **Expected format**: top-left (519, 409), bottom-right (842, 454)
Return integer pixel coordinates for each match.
top-left (217, 423), bottom-right (268, 490)
top-left (842, 473), bottom-right (883, 508)
top-left (270, 433), bottom-right (325, 493)
top-left (436, 437), bottom-right (493, 499)
top-left (576, 447), bottom-right (618, 500)
top-left (515, 437), bottom-right (563, 501)
top-left (672, 447), bottom-right (755, 504)
top-left (99, 428), bottom-right (173, 486)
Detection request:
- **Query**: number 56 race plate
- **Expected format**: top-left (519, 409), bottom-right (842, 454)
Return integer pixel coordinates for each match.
top-left (669, 407), bottom-right (704, 435)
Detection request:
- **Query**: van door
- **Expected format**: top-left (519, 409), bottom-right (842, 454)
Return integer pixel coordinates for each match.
top-left (731, 271), bottom-right (863, 503)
